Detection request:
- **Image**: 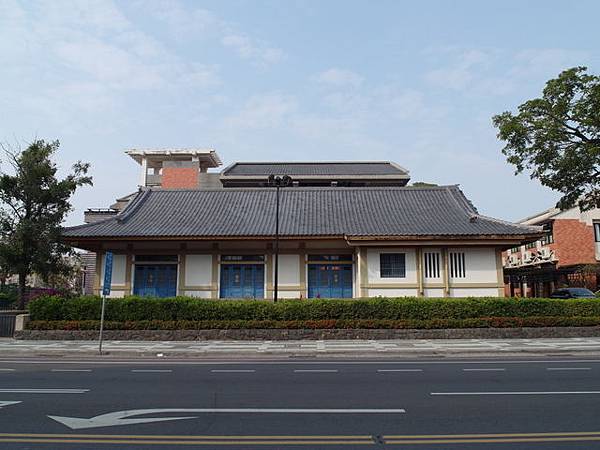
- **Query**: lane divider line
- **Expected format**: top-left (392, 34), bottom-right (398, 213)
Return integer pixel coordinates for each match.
top-left (431, 391), bottom-right (600, 396)
top-left (210, 370), bottom-right (256, 373)
top-left (51, 369), bottom-right (92, 373)
top-left (0, 389), bottom-right (88, 394)
top-left (462, 368), bottom-right (506, 372)
top-left (130, 370), bottom-right (173, 373)
top-left (377, 369), bottom-right (423, 372)
top-left (293, 369), bottom-right (338, 373)
top-left (546, 367), bottom-right (591, 371)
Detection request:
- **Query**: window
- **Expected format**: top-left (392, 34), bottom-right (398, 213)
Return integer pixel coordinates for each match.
top-left (380, 253), bottom-right (406, 278)
top-left (510, 246), bottom-right (520, 253)
top-left (540, 233), bottom-right (554, 245)
top-left (449, 252), bottom-right (466, 278)
top-left (423, 252), bottom-right (440, 278)
top-left (594, 222), bottom-right (600, 242)
top-left (525, 241), bottom-right (537, 249)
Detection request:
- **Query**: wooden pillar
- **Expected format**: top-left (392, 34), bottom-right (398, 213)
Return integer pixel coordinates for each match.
top-left (442, 247), bottom-right (450, 297)
top-left (416, 247), bottom-right (424, 297)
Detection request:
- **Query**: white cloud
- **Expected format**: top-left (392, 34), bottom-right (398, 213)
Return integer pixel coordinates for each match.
top-left (142, 0), bottom-right (285, 66)
top-left (425, 49), bottom-right (491, 90)
top-left (221, 33), bottom-right (285, 66)
top-left (312, 68), bottom-right (363, 87)
top-left (223, 93), bottom-right (297, 129)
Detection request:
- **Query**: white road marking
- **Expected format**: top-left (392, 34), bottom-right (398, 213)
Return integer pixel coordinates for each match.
top-left (49, 407), bottom-right (407, 430)
top-left (3, 358), bottom-right (600, 366)
top-left (130, 369), bottom-right (172, 373)
top-left (0, 389), bottom-right (88, 394)
top-left (293, 369), bottom-right (339, 373)
top-left (431, 391), bottom-right (600, 396)
top-left (463, 368), bottom-right (506, 372)
top-left (546, 367), bottom-right (591, 371)
top-left (51, 369), bottom-right (92, 372)
top-left (0, 369), bottom-right (15, 372)
top-left (377, 369), bottom-right (423, 372)
top-left (211, 369), bottom-right (256, 373)
top-left (0, 401), bottom-right (22, 408)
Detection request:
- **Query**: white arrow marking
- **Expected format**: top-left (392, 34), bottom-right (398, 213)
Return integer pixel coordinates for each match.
top-left (0, 401), bottom-right (22, 409)
top-left (49, 408), bottom-right (407, 430)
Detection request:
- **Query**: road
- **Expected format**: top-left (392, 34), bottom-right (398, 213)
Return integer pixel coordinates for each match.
top-left (0, 357), bottom-right (600, 449)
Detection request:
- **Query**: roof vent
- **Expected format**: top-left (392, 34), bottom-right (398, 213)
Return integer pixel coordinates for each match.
top-left (469, 214), bottom-right (478, 223)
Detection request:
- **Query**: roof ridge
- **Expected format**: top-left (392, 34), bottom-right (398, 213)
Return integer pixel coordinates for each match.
top-left (116, 189), bottom-right (152, 223)
top-left (149, 185), bottom-right (454, 193)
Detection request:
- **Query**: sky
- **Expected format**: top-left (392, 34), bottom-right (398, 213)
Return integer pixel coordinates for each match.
top-left (1, 0), bottom-right (599, 225)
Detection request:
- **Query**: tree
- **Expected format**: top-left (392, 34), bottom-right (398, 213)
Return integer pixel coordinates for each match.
top-left (493, 67), bottom-right (600, 211)
top-left (0, 140), bottom-right (92, 308)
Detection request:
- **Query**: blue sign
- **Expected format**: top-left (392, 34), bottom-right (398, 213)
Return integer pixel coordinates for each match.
top-left (102, 252), bottom-right (113, 297)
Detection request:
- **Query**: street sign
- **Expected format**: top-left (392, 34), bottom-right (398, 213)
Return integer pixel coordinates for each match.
top-left (102, 252), bottom-right (113, 296)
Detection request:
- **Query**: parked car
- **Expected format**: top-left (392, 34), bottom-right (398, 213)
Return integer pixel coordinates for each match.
top-left (550, 288), bottom-right (596, 299)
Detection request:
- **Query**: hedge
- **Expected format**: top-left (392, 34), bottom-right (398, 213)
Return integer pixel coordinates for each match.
top-left (25, 316), bottom-right (600, 330)
top-left (28, 295), bottom-right (600, 323)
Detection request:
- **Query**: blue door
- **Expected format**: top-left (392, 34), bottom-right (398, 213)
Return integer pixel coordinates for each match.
top-left (220, 264), bottom-right (264, 299)
top-left (308, 264), bottom-right (353, 298)
top-left (133, 264), bottom-right (178, 298)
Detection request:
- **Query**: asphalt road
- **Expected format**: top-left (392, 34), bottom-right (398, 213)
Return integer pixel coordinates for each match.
top-left (0, 357), bottom-right (600, 449)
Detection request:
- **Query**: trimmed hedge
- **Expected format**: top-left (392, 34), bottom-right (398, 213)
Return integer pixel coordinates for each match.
top-left (29, 295), bottom-right (600, 323)
top-left (26, 316), bottom-right (600, 331)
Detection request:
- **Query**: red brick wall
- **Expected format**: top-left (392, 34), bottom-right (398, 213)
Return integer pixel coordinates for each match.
top-left (161, 167), bottom-right (198, 189)
top-left (553, 219), bottom-right (596, 267)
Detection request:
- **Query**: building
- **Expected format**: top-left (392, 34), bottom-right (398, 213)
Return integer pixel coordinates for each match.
top-left (63, 149), bottom-right (542, 299)
top-left (503, 206), bottom-right (600, 297)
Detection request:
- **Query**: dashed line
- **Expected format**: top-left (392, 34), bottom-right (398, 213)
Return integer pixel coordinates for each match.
top-left (130, 369), bottom-right (173, 373)
top-left (293, 369), bottom-right (339, 373)
top-left (0, 389), bottom-right (88, 394)
top-left (377, 369), bottom-right (423, 373)
top-left (0, 369), bottom-right (15, 372)
top-left (546, 367), bottom-right (591, 371)
top-left (51, 369), bottom-right (92, 373)
top-left (211, 369), bottom-right (256, 373)
top-left (463, 368), bottom-right (506, 372)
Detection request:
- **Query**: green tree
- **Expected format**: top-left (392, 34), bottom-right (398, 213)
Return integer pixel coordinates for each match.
top-left (0, 140), bottom-right (92, 308)
top-left (493, 67), bottom-right (600, 211)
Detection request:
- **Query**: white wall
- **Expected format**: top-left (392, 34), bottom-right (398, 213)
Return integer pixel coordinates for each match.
top-left (184, 255), bottom-right (212, 286)
top-left (451, 288), bottom-right (499, 297)
top-left (99, 253), bottom-right (127, 287)
top-left (367, 288), bottom-right (418, 297)
top-left (367, 248), bottom-right (417, 284)
top-left (449, 248), bottom-right (498, 283)
top-left (183, 290), bottom-right (212, 298)
top-left (277, 255), bottom-right (300, 286)
top-left (423, 288), bottom-right (444, 297)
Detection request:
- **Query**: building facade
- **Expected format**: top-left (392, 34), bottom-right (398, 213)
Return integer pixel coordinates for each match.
top-left (503, 206), bottom-right (600, 297)
top-left (64, 149), bottom-right (542, 299)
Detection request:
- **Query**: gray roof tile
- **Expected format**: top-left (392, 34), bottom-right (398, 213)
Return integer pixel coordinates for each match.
top-left (63, 186), bottom-right (541, 239)
top-left (222, 162), bottom-right (409, 177)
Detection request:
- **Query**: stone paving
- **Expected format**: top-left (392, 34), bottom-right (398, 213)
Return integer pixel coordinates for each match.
top-left (2, 337), bottom-right (600, 357)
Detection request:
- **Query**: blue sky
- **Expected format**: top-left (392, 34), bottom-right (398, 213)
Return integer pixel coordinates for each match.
top-left (1, 0), bottom-right (599, 225)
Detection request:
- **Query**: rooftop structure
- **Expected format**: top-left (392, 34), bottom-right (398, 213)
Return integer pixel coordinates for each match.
top-left (126, 148), bottom-right (222, 189)
top-left (220, 161), bottom-right (410, 187)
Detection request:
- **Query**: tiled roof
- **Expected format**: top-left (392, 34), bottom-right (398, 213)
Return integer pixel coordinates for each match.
top-left (221, 162), bottom-right (409, 177)
top-left (63, 186), bottom-right (541, 240)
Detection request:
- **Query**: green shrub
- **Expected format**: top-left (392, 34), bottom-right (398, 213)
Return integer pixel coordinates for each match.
top-left (26, 316), bottom-right (600, 331)
top-left (28, 295), bottom-right (600, 323)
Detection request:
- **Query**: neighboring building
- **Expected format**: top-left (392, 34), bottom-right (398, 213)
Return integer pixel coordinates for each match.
top-left (63, 149), bottom-right (542, 299)
top-left (503, 206), bottom-right (600, 297)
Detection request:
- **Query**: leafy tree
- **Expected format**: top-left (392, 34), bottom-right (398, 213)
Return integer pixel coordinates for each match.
top-left (493, 67), bottom-right (600, 211)
top-left (0, 140), bottom-right (92, 308)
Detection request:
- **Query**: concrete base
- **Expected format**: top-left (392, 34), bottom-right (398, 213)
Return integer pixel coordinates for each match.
top-left (14, 326), bottom-right (600, 341)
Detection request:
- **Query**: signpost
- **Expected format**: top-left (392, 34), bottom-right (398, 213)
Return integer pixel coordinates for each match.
top-left (99, 252), bottom-right (113, 355)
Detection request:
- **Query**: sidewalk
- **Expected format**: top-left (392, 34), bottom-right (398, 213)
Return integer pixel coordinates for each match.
top-left (2, 338), bottom-right (600, 358)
